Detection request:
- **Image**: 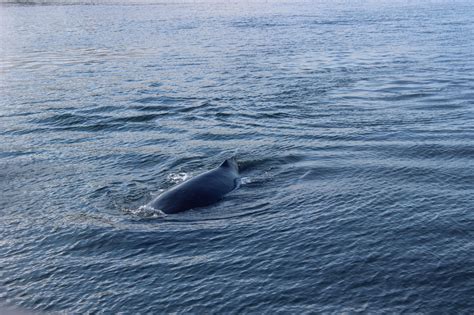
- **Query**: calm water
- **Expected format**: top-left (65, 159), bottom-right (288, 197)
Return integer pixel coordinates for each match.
top-left (1, 0), bottom-right (474, 313)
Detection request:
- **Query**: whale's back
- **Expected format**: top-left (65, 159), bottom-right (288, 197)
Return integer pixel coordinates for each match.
top-left (148, 160), bottom-right (239, 214)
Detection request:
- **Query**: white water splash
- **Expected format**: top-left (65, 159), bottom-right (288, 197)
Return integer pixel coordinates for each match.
top-left (124, 205), bottom-right (166, 218)
top-left (239, 176), bottom-right (253, 185)
top-left (167, 172), bottom-right (191, 184)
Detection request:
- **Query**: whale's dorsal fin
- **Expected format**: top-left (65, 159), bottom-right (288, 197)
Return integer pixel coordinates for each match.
top-left (220, 159), bottom-right (231, 167)
top-left (220, 157), bottom-right (238, 172)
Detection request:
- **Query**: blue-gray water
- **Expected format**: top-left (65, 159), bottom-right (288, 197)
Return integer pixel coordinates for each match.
top-left (1, 0), bottom-right (474, 313)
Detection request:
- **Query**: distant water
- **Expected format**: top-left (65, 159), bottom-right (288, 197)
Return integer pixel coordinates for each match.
top-left (1, 0), bottom-right (474, 313)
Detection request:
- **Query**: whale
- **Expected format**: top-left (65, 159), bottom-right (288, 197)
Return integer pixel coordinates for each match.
top-left (148, 158), bottom-right (240, 214)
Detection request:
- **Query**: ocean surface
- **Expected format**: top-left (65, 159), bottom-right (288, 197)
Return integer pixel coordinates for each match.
top-left (1, 0), bottom-right (474, 313)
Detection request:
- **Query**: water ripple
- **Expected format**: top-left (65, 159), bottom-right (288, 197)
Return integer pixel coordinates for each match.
top-left (1, 0), bottom-right (474, 313)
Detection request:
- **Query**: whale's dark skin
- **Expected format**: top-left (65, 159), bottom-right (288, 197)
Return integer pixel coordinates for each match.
top-left (148, 158), bottom-right (239, 214)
